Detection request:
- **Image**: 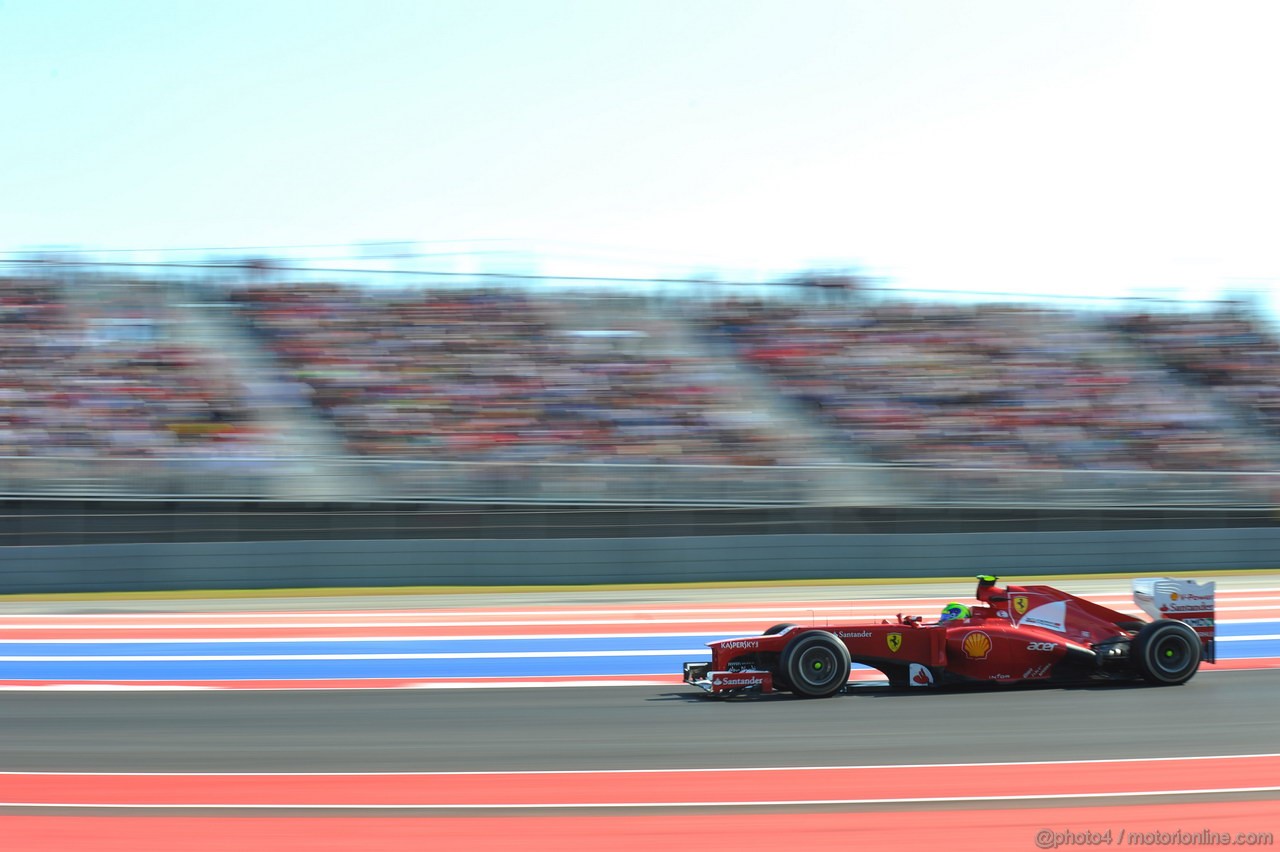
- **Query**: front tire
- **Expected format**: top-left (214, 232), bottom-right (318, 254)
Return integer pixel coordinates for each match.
top-left (1133, 620), bottom-right (1201, 685)
top-left (780, 630), bottom-right (851, 698)
top-left (763, 624), bottom-right (799, 692)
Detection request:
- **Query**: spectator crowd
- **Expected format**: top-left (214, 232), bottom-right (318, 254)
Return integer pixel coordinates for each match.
top-left (0, 276), bottom-right (261, 462)
top-left (7, 271), bottom-right (1280, 502)
top-left (234, 284), bottom-right (792, 466)
top-left (1113, 310), bottom-right (1280, 436)
top-left (705, 299), bottom-right (1278, 472)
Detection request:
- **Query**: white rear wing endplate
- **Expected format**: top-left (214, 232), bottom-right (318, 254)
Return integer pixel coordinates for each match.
top-left (1132, 577), bottom-right (1216, 662)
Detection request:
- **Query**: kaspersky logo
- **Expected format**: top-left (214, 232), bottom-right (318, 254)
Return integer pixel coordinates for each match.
top-left (887, 632), bottom-right (902, 652)
top-left (1012, 596), bottom-right (1029, 616)
top-left (962, 631), bottom-right (993, 660)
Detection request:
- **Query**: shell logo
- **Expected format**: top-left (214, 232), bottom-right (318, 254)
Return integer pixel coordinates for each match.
top-left (962, 631), bottom-right (993, 661)
top-left (1012, 596), bottom-right (1029, 616)
top-left (1170, 592), bottom-right (1180, 601)
top-left (887, 632), bottom-right (903, 653)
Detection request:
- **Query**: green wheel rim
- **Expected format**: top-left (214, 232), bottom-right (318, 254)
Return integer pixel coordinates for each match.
top-left (796, 644), bottom-right (841, 688)
top-left (1152, 633), bottom-right (1192, 675)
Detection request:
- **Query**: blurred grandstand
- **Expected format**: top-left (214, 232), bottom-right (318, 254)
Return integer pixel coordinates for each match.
top-left (3, 255), bottom-right (1280, 508)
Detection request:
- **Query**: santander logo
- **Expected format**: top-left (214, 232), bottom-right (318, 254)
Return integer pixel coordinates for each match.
top-left (908, 663), bottom-right (934, 686)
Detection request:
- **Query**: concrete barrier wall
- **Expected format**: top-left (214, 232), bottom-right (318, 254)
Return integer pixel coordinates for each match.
top-left (3, 527), bottom-right (1279, 594)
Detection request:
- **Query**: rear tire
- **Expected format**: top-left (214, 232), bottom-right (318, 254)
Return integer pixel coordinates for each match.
top-left (1133, 620), bottom-right (1201, 685)
top-left (780, 631), bottom-right (851, 698)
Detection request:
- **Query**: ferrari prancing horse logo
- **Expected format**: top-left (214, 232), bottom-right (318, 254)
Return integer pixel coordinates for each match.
top-left (887, 632), bottom-right (902, 653)
top-left (1012, 596), bottom-right (1029, 616)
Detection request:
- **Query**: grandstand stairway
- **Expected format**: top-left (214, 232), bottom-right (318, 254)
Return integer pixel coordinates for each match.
top-left (165, 281), bottom-right (377, 501)
top-left (544, 293), bottom-right (909, 505)
top-left (1092, 315), bottom-right (1280, 502)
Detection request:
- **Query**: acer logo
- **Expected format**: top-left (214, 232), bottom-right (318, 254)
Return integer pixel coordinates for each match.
top-left (1026, 642), bottom-right (1058, 652)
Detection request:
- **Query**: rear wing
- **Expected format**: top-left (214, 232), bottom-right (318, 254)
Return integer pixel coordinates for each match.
top-left (1133, 577), bottom-right (1216, 664)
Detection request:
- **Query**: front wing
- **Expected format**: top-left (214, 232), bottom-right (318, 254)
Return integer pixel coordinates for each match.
top-left (682, 663), bottom-right (774, 695)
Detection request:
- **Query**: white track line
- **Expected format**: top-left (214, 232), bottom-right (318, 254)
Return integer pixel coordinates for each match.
top-left (3, 619), bottom-right (1278, 644)
top-left (7, 752), bottom-right (1277, 774)
top-left (5, 786), bottom-right (1280, 809)
top-left (29, 632), bottom-right (1280, 661)
top-left (0, 632), bottom-right (807, 644)
top-left (0, 650), bottom-right (710, 662)
top-left (2, 664), bottom-right (1272, 691)
top-left (2, 593), bottom-right (1276, 620)
top-left (3, 604), bottom-right (1276, 629)
top-left (3, 624), bottom-right (1271, 645)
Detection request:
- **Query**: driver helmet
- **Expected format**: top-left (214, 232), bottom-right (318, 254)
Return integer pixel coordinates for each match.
top-left (938, 602), bottom-right (971, 623)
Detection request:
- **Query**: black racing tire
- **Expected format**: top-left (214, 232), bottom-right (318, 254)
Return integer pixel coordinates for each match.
top-left (779, 630), bottom-right (851, 699)
top-left (763, 625), bottom-right (799, 691)
top-left (1133, 619), bottom-right (1201, 685)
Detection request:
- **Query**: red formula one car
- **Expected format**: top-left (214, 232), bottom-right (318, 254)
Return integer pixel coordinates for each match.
top-left (683, 575), bottom-right (1215, 697)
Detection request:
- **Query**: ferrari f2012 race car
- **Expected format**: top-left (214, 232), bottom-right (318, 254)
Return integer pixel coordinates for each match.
top-left (683, 575), bottom-right (1215, 697)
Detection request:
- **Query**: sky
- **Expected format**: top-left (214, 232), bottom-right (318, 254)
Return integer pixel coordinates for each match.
top-left (3, 0), bottom-right (1280, 307)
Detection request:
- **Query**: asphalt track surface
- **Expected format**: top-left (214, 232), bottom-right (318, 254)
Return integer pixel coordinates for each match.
top-left (5, 670), bottom-right (1277, 773)
top-left (4, 574), bottom-right (1279, 775)
top-left (5, 579), bottom-right (1279, 850)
